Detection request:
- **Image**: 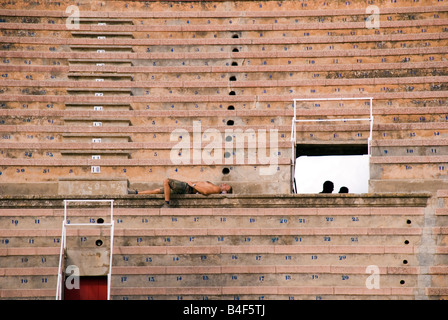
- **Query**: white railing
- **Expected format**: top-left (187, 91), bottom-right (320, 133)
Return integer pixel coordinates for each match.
top-left (56, 199), bottom-right (114, 300)
top-left (291, 97), bottom-right (374, 193)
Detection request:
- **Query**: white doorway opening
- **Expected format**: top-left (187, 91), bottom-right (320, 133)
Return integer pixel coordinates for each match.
top-left (295, 154), bottom-right (370, 194)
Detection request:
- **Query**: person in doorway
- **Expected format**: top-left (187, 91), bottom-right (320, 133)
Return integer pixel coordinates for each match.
top-left (128, 178), bottom-right (232, 208)
top-left (339, 186), bottom-right (349, 193)
top-left (319, 180), bottom-right (334, 194)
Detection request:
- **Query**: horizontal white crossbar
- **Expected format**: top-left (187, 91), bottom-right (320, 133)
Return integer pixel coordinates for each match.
top-left (295, 118), bottom-right (372, 123)
top-left (290, 97), bottom-right (374, 194)
top-left (64, 223), bottom-right (114, 227)
top-left (58, 199), bottom-right (115, 300)
top-left (64, 200), bottom-right (114, 203)
top-left (293, 97), bottom-right (373, 101)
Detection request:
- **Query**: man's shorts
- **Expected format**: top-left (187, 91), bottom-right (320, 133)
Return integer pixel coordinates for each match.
top-left (160, 179), bottom-right (195, 194)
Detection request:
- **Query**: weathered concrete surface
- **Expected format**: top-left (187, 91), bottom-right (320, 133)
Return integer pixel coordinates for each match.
top-left (1, 0), bottom-right (447, 300)
top-left (58, 178), bottom-right (129, 196)
top-left (1, 192), bottom-right (447, 300)
top-left (0, 192), bottom-right (431, 209)
top-left (66, 247), bottom-right (111, 277)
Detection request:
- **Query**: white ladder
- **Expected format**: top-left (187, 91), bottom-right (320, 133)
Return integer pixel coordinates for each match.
top-left (56, 199), bottom-right (115, 300)
top-left (290, 97), bottom-right (374, 193)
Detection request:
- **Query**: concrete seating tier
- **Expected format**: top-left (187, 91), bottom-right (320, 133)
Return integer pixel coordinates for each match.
top-left (2, 193), bottom-right (445, 300)
top-left (0, 0), bottom-right (447, 300)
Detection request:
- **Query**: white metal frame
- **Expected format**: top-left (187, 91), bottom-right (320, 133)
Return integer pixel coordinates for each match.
top-left (56, 199), bottom-right (115, 300)
top-left (291, 97), bottom-right (374, 193)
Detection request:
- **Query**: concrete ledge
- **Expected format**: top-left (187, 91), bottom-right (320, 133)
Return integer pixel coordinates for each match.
top-left (1, 46), bottom-right (444, 61)
top-left (4, 76), bottom-right (446, 89)
top-left (370, 179), bottom-right (448, 194)
top-left (0, 228), bottom-right (422, 238)
top-left (109, 286), bottom-right (416, 297)
top-left (2, 18), bottom-right (445, 32)
top-left (1, 5), bottom-right (444, 18)
top-left (12, 60), bottom-right (435, 74)
top-left (111, 265), bottom-right (420, 275)
top-left (0, 193), bottom-right (430, 209)
top-left (58, 178), bottom-right (129, 196)
top-left (0, 289), bottom-right (55, 298)
top-left (4, 32), bottom-right (445, 46)
top-left (2, 91), bottom-right (448, 104)
top-left (5, 107), bottom-right (448, 118)
top-left (0, 182), bottom-right (58, 196)
top-left (0, 206), bottom-right (425, 217)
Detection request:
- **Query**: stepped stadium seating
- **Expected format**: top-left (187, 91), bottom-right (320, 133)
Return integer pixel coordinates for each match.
top-left (0, 0), bottom-right (447, 300)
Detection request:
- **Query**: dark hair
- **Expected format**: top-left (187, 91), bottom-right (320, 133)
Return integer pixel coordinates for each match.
top-left (221, 184), bottom-right (232, 194)
top-left (321, 180), bottom-right (334, 194)
top-left (339, 186), bottom-right (349, 193)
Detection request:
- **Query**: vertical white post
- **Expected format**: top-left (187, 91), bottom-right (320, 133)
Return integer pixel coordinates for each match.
top-left (107, 200), bottom-right (114, 300)
top-left (291, 97), bottom-right (374, 194)
top-left (56, 200), bottom-right (115, 300)
top-left (369, 97), bottom-right (374, 157)
top-left (291, 100), bottom-right (297, 193)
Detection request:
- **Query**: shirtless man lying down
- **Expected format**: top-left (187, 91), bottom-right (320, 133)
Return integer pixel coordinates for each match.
top-left (128, 178), bottom-right (232, 208)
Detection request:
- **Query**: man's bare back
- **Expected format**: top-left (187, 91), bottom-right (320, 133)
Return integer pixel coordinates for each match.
top-left (187, 181), bottom-right (222, 195)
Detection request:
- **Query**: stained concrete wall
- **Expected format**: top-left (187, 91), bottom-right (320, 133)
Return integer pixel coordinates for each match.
top-left (0, 192), bottom-right (447, 300)
top-left (0, 0), bottom-right (447, 300)
top-left (0, 0), bottom-right (447, 196)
